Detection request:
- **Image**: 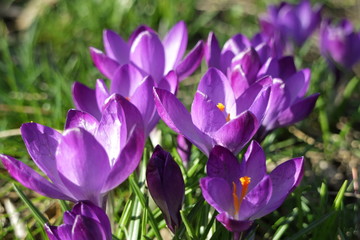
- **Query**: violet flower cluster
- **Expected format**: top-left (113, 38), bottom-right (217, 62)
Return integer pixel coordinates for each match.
top-left (0, 5), bottom-right (325, 236)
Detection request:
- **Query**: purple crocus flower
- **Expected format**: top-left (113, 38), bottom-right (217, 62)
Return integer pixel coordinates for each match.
top-left (45, 201), bottom-right (112, 240)
top-left (200, 142), bottom-right (304, 234)
top-left (255, 56), bottom-right (320, 140)
top-left (146, 145), bottom-right (185, 233)
top-left (206, 31), bottom-right (278, 75)
top-left (90, 21), bottom-right (204, 82)
top-left (320, 19), bottom-right (360, 70)
top-left (260, 0), bottom-right (322, 49)
top-left (154, 67), bottom-right (270, 156)
top-left (0, 95), bottom-right (145, 207)
top-left (72, 65), bottom-right (178, 136)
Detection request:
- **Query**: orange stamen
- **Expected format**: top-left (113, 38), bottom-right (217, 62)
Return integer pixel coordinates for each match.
top-left (232, 182), bottom-right (240, 215)
top-left (226, 113), bottom-right (231, 122)
top-left (232, 176), bottom-right (251, 216)
top-left (125, 97), bottom-right (130, 101)
top-left (217, 103), bottom-right (225, 112)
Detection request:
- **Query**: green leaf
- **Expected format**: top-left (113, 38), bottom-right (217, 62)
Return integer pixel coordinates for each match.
top-left (13, 184), bottom-right (48, 226)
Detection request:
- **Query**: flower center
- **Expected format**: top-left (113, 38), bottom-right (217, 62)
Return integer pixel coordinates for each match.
top-left (216, 103), bottom-right (231, 122)
top-left (232, 176), bottom-right (251, 216)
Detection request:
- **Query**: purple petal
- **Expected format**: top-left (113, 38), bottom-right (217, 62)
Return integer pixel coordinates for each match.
top-left (45, 224), bottom-right (72, 240)
top-left (239, 176), bottom-right (272, 220)
top-left (95, 79), bottom-right (110, 112)
top-left (200, 177), bottom-right (233, 213)
top-left (72, 82), bottom-right (102, 120)
top-left (20, 123), bottom-right (62, 185)
top-left (95, 96), bottom-right (128, 165)
top-left (154, 88), bottom-right (213, 155)
top-left (89, 47), bottom-right (120, 79)
top-left (252, 157), bottom-right (304, 218)
top-left (104, 94), bottom-right (144, 135)
top-left (277, 56), bottom-right (297, 80)
top-left (236, 84), bottom-right (271, 122)
top-left (130, 76), bottom-right (157, 135)
top-left (103, 29), bottom-right (129, 64)
top-left (206, 32), bottom-right (222, 69)
top-left (231, 47), bottom-right (261, 84)
top-left (157, 70), bottom-right (179, 94)
top-left (283, 70), bottom-right (308, 105)
top-left (213, 111), bottom-right (259, 155)
top-left (71, 215), bottom-right (108, 240)
top-left (0, 154), bottom-right (73, 201)
top-left (146, 145), bottom-right (185, 232)
top-left (163, 21), bottom-right (188, 73)
top-left (176, 40), bottom-right (204, 81)
top-left (222, 34), bottom-right (251, 55)
top-left (276, 93), bottom-right (319, 127)
top-left (296, 68), bottom-right (311, 98)
top-left (56, 128), bottom-right (110, 205)
top-left (128, 25), bottom-right (154, 46)
top-left (206, 145), bottom-right (243, 183)
top-left (198, 68), bottom-right (236, 110)
top-left (110, 64), bottom-right (144, 97)
top-left (103, 119), bottom-right (144, 192)
top-left (242, 141), bottom-right (267, 190)
top-left (176, 135), bottom-right (192, 165)
top-left (65, 110), bottom-right (99, 135)
top-left (216, 213), bottom-right (253, 233)
top-left (71, 201), bottom-right (112, 240)
top-left (130, 31), bottom-right (165, 82)
top-left (191, 91), bottom-right (226, 133)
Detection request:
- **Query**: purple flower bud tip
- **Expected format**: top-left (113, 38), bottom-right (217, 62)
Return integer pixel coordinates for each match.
top-left (45, 201), bottom-right (112, 240)
top-left (146, 145), bottom-right (185, 233)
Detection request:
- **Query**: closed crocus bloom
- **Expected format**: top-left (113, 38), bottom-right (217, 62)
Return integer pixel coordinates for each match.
top-left (200, 142), bottom-right (304, 234)
top-left (146, 145), bottom-right (185, 233)
top-left (45, 201), bottom-right (112, 240)
top-left (260, 0), bottom-right (321, 49)
top-left (254, 56), bottom-right (320, 140)
top-left (320, 19), bottom-right (360, 70)
top-left (90, 21), bottom-right (204, 82)
top-left (73, 65), bottom-right (178, 136)
top-left (0, 95), bottom-right (145, 207)
top-left (206, 31), bottom-right (277, 75)
top-left (154, 68), bottom-right (271, 156)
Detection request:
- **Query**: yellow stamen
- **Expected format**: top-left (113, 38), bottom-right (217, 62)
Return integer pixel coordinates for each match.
top-left (232, 176), bottom-right (251, 216)
top-left (226, 113), bottom-right (231, 122)
top-left (217, 103), bottom-right (225, 112)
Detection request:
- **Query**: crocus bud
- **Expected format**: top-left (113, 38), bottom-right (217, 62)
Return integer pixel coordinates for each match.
top-left (45, 201), bottom-right (112, 240)
top-left (146, 145), bottom-right (185, 233)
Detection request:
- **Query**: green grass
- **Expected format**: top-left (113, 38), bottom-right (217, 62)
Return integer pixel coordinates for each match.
top-left (0, 0), bottom-right (359, 239)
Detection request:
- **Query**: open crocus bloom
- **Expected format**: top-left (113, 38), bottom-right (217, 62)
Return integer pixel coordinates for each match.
top-left (45, 201), bottom-right (112, 240)
top-left (0, 95), bottom-right (145, 207)
top-left (73, 64), bottom-right (178, 136)
top-left (320, 19), bottom-right (360, 70)
top-left (90, 21), bottom-right (204, 82)
top-left (260, 0), bottom-right (322, 49)
top-left (200, 142), bottom-right (304, 233)
top-left (154, 68), bottom-right (270, 156)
